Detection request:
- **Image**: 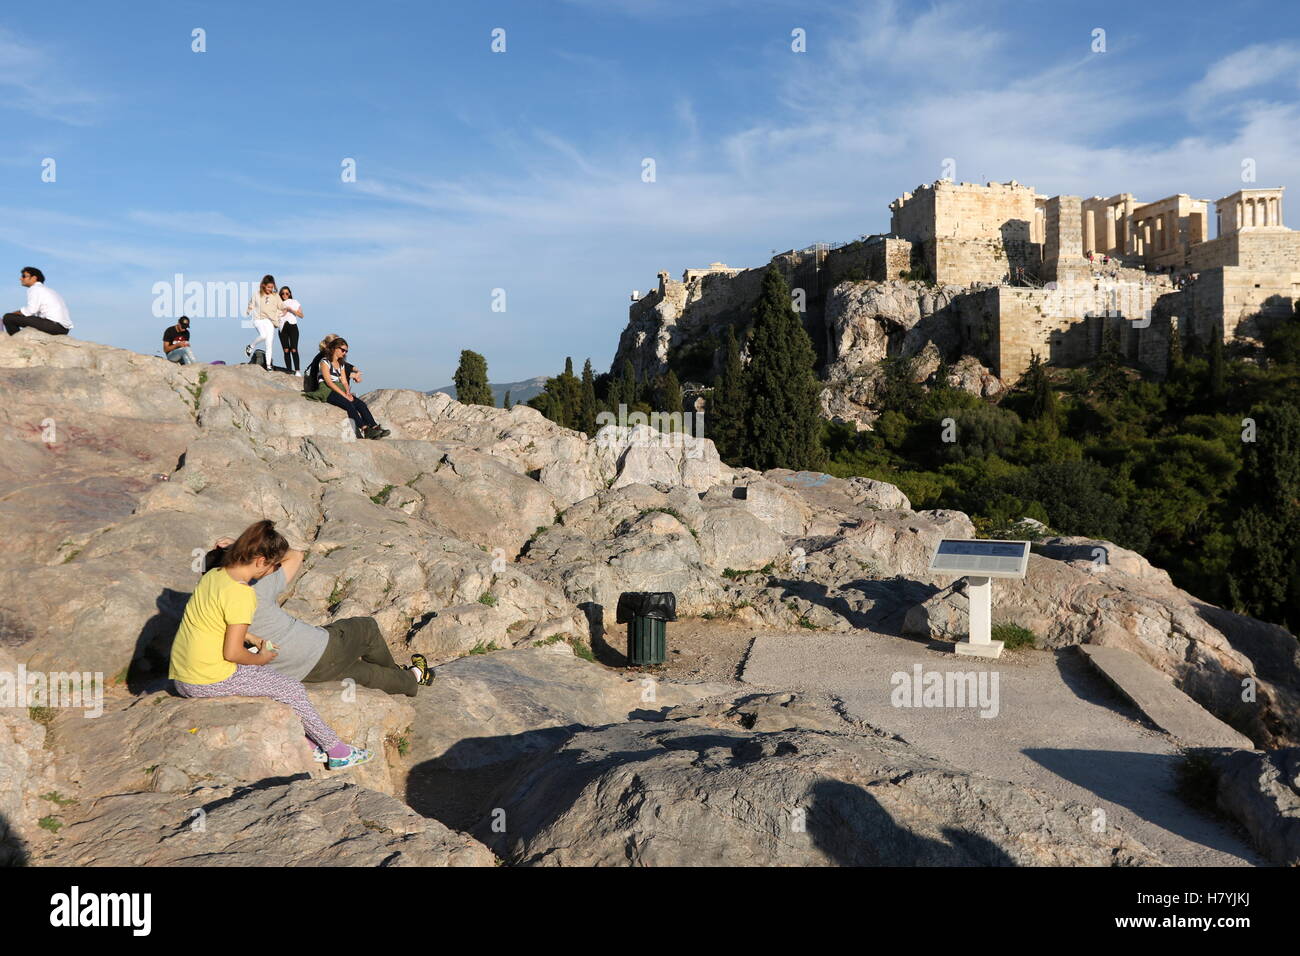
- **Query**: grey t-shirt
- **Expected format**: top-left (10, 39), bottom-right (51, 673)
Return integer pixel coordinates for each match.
top-left (250, 569), bottom-right (330, 681)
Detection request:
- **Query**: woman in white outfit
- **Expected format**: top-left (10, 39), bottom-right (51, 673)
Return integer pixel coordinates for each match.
top-left (245, 274), bottom-right (279, 369)
top-left (277, 285), bottom-right (303, 375)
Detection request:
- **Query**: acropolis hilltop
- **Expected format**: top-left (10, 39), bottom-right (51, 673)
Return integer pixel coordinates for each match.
top-left (617, 178), bottom-right (1300, 386)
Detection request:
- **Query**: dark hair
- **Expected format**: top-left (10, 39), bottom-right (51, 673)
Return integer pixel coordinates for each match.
top-left (261, 274), bottom-right (276, 290)
top-left (178, 315), bottom-right (190, 326)
top-left (21, 267), bottom-right (44, 283)
top-left (322, 335), bottom-right (348, 358)
top-left (221, 520), bottom-right (289, 568)
top-left (280, 286), bottom-right (293, 298)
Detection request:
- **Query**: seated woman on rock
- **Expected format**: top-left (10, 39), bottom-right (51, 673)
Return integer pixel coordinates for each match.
top-left (170, 519), bottom-right (372, 770)
top-left (203, 537), bottom-right (433, 695)
top-left (304, 333), bottom-right (390, 439)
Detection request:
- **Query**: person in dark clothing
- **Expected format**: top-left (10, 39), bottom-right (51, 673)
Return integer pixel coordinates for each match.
top-left (277, 285), bottom-right (303, 375)
top-left (163, 316), bottom-right (196, 363)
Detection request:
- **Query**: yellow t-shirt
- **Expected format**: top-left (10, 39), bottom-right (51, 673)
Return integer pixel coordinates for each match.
top-left (169, 568), bottom-right (257, 684)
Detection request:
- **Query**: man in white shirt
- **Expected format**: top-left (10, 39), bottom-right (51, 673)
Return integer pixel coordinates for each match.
top-left (3, 267), bottom-right (73, 337)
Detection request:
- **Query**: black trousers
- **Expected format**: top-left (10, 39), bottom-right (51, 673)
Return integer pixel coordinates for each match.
top-left (326, 389), bottom-right (378, 429)
top-left (3, 312), bottom-right (69, 336)
top-left (278, 323), bottom-right (300, 372)
top-left (304, 616), bottom-right (417, 696)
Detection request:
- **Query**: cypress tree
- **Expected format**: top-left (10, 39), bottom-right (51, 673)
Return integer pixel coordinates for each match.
top-left (503, 390), bottom-right (512, 409)
top-left (580, 359), bottom-right (598, 436)
top-left (743, 266), bottom-right (825, 471)
top-left (1024, 351), bottom-right (1058, 423)
top-left (1208, 324), bottom-right (1226, 401)
top-left (657, 369), bottom-right (683, 433)
top-left (709, 325), bottom-right (748, 464)
top-left (620, 359), bottom-right (639, 409)
top-left (453, 349), bottom-right (493, 407)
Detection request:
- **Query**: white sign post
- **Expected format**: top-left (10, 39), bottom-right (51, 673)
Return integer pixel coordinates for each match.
top-left (927, 539), bottom-right (1031, 660)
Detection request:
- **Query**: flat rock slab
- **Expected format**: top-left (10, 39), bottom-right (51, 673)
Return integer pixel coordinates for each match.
top-left (741, 630), bottom-right (1263, 866)
top-left (1079, 645), bottom-right (1254, 750)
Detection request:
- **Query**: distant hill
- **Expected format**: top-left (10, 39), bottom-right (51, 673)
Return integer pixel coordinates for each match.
top-left (429, 375), bottom-right (548, 408)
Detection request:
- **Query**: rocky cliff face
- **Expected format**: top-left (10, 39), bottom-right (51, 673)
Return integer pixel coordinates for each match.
top-left (610, 269), bottom-right (1004, 429)
top-left (818, 281), bottom-right (1005, 427)
top-left (0, 332), bottom-right (1293, 866)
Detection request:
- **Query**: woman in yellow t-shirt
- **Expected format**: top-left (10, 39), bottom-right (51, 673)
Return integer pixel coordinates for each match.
top-left (170, 519), bottom-right (372, 771)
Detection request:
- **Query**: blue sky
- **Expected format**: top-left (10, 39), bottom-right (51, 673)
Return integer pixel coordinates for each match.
top-left (5, 0), bottom-right (1300, 389)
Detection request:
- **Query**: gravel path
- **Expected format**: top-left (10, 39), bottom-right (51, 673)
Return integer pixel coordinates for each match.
top-left (741, 630), bottom-right (1264, 866)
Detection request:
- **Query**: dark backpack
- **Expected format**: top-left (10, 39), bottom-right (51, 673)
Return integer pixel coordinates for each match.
top-left (304, 351), bottom-right (355, 393)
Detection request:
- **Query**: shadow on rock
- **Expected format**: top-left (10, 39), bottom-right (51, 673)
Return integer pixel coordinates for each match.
top-left (1022, 747), bottom-right (1255, 859)
top-left (0, 810), bottom-right (30, 867)
top-left (126, 588), bottom-right (189, 693)
top-left (806, 779), bottom-right (1017, 866)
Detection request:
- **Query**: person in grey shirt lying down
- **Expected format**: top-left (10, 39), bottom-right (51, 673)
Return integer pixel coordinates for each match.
top-left (205, 537), bottom-right (433, 695)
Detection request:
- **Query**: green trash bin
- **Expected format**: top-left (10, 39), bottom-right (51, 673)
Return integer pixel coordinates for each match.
top-left (626, 615), bottom-right (667, 666)
top-left (616, 591), bottom-right (677, 667)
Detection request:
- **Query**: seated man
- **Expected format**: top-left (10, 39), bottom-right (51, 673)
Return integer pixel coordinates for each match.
top-left (3, 266), bottom-right (72, 336)
top-left (205, 538), bottom-right (433, 696)
top-left (163, 316), bottom-right (196, 363)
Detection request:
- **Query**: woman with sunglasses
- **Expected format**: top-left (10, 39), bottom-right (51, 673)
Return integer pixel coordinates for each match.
top-left (277, 285), bottom-right (303, 375)
top-left (306, 334), bottom-right (390, 439)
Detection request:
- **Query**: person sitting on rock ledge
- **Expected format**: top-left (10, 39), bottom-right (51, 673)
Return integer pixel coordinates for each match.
top-left (204, 537), bottom-right (433, 695)
top-left (170, 519), bottom-right (373, 771)
top-left (3, 266), bottom-right (72, 337)
top-left (304, 333), bottom-right (390, 439)
top-left (162, 316), bottom-right (196, 364)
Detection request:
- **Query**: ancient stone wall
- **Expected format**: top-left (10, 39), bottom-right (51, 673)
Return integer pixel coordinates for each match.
top-left (891, 181), bottom-right (1041, 285)
top-left (1043, 195), bottom-right (1088, 281)
top-left (989, 280), bottom-right (1173, 383)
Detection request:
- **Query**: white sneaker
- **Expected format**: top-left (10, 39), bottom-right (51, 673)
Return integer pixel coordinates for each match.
top-left (244, 344), bottom-right (253, 357)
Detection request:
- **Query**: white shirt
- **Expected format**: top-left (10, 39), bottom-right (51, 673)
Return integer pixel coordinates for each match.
top-left (21, 282), bottom-right (72, 329)
top-left (279, 298), bottom-right (300, 325)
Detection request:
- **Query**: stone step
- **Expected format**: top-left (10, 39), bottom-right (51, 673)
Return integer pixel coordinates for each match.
top-left (1079, 644), bottom-right (1255, 750)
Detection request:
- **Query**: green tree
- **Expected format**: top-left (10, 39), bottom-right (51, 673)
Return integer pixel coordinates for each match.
top-left (1022, 351), bottom-right (1058, 425)
top-left (1229, 403), bottom-right (1300, 630)
top-left (709, 325), bottom-right (748, 463)
top-left (743, 266), bottom-right (824, 470)
top-left (1263, 305), bottom-right (1300, 366)
top-left (1092, 319), bottom-right (1125, 399)
top-left (942, 405), bottom-right (1022, 462)
top-left (620, 359), bottom-right (639, 409)
top-left (579, 359), bottom-right (599, 436)
top-left (1207, 324), bottom-right (1226, 401)
top-left (453, 349), bottom-right (493, 407)
top-left (656, 369), bottom-right (684, 433)
top-left (503, 390), bottom-right (512, 409)
top-left (528, 356), bottom-right (584, 430)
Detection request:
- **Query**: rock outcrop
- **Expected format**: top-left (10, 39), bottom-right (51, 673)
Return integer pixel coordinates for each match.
top-left (2, 331), bottom-right (1297, 867)
top-left (902, 544), bottom-right (1300, 748)
top-left (1210, 747), bottom-right (1300, 866)
top-left (41, 778), bottom-right (495, 867)
top-left (481, 693), bottom-right (1160, 866)
top-left (818, 281), bottom-right (1004, 428)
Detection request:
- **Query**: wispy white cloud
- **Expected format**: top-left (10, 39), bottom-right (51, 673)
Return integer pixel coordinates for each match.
top-left (1188, 42), bottom-right (1300, 108)
top-left (15, 1), bottom-right (1300, 389)
top-left (0, 27), bottom-right (104, 125)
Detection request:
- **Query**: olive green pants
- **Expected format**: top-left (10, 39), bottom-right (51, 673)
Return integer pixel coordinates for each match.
top-left (304, 616), bottom-right (417, 697)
